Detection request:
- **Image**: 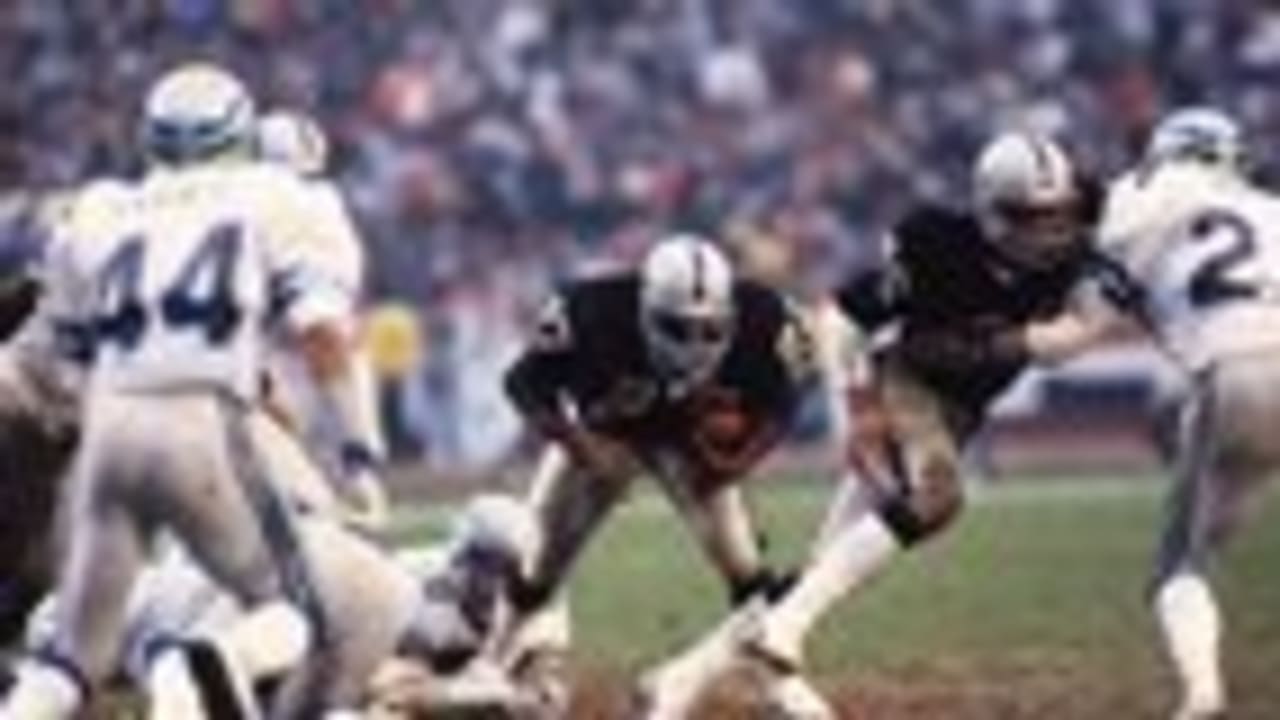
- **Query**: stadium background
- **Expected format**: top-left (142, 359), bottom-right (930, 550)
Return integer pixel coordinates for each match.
top-left (2, 1), bottom-right (1279, 718)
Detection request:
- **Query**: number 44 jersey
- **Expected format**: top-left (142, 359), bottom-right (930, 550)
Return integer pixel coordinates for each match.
top-left (43, 163), bottom-right (350, 402)
top-left (1099, 163), bottom-right (1280, 371)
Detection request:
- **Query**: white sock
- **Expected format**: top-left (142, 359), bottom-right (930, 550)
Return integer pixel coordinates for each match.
top-left (761, 511), bottom-right (900, 664)
top-left (215, 600), bottom-right (313, 680)
top-left (814, 472), bottom-right (870, 549)
top-left (1155, 572), bottom-right (1225, 714)
top-left (146, 647), bottom-right (208, 720)
top-left (2, 660), bottom-right (82, 719)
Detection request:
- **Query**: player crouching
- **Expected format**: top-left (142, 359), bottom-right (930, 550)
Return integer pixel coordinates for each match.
top-left (502, 236), bottom-right (817, 716)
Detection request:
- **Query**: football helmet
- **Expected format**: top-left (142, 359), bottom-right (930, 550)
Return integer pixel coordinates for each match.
top-left (256, 110), bottom-right (329, 177)
top-left (973, 131), bottom-right (1082, 270)
top-left (141, 63), bottom-right (256, 165)
top-left (640, 235), bottom-right (735, 389)
top-left (1145, 106), bottom-right (1245, 173)
top-left (446, 494), bottom-right (543, 580)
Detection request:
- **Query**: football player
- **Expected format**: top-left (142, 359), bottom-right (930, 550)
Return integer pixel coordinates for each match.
top-left (643, 131), bottom-right (1110, 717)
top-left (1, 63), bottom-right (382, 719)
top-left (0, 215), bottom-right (83, 647)
top-left (502, 235), bottom-right (815, 675)
top-left (255, 108), bottom-right (387, 529)
top-left (1021, 108), bottom-right (1280, 720)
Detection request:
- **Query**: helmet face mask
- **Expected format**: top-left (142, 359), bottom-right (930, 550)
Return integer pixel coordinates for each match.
top-left (974, 131), bottom-right (1083, 271)
top-left (640, 236), bottom-right (735, 388)
top-left (985, 192), bottom-right (1082, 270)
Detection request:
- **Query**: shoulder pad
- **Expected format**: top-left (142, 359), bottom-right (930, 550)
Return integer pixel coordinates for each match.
top-left (776, 301), bottom-right (818, 383)
top-left (530, 294), bottom-right (573, 352)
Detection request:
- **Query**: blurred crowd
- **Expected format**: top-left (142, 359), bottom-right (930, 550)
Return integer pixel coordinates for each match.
top-left (3, 0), bottom-right (1280, 469)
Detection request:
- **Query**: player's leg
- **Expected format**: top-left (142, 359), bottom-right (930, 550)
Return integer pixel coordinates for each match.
top-left (646, 452), bottom-right (769, 604)
top-left (151, 396), bottom-right (321, 716)
top-left (0, 355), bottom-right (76, 649)
top-left (751, 363), bottom-right (964, 669)
top-left (1151, 359), bottom-right (1278, 720)
top-left (266, 519), bottom-right (417, 717)
top-left (247, 409), bottom-right (341, 518)
top-left (519, 444), bottom-right (637, 610)
top-left (636, 451), bottom-right (800, 719)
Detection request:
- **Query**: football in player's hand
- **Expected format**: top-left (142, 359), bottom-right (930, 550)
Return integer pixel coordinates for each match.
top-left (689, 389), bottom-right (755, 446)
top-left (685, 389), bottom-right (765, 481)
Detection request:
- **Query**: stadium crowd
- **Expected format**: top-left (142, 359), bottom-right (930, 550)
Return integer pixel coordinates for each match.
top-left (3, 0), bottom-right (1280, 467)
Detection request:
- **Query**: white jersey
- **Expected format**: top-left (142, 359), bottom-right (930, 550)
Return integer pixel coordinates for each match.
top-left (44, 163), bottom-right (348, 401)
top-left (299, 179), bottom-right (363, 298)
top-left (1099, 163), bottom-right (1280, 370)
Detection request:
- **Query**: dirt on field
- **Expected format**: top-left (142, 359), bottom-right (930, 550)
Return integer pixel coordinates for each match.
top-left (564, 657), bottom-right (1178, 720)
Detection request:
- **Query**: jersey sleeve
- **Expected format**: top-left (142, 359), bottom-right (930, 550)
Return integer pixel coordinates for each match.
top-left (835, 226), bottom-right (914, 333)
top-left (259, 173), bottom-right (356, 333)
top-left (38, 191), bottom-right (116, 363)
top-left (306, 182), bottom-right (366, 298)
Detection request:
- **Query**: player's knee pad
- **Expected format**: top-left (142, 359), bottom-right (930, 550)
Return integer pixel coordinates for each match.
top-left (875, 455), bottom-right (963, 547)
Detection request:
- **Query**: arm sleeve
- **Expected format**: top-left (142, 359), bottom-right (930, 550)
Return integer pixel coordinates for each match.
top-left (262, 176), bottom-right (358, 334)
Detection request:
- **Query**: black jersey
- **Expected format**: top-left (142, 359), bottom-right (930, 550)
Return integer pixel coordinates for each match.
top-left (0, 276), bottom-right (38, 341)
top-left (505, 274), bottom-right (812, 448)
top-left (837, 205), bottom-right (1091, 416)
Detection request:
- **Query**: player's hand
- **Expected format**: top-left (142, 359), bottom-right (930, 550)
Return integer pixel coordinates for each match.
top-left (367, 657), bottom-right (431, 718)
top-left (342, 467), bottom-right (390, 532)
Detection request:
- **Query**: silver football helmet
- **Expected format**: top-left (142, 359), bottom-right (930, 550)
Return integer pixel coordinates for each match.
top-left (973, 130), bottom-right (1082, 270)
top-left (140, 62), bottom-right (256, 165)
top-left (639, 235), bottom-right (735, 388)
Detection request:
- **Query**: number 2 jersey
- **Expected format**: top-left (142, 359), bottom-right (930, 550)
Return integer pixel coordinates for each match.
top-left (43, 163), bottom-right (352, 402)
top-left (1099, 164), bottom-right (1280, 371)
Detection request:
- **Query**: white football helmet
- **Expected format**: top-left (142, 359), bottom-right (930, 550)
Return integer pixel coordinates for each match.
top-left (446, 494), bottom-right (544, 580)
top-left (256, 110), bottom-right (329, 177)
top-left (973, 131), bottom-right (1082, 269)
top-left (141, 63), bottom-right (256, 165)
top-left (1145, 106), bottom-right (1245, 173)
top-left (640, 235), bottom-right (734, 388)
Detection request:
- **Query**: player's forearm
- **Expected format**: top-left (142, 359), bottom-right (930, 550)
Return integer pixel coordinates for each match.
top-left (298, 321), bottom-right (385, 467)
top-left (1023, 309), bottom-right (1125, 365)
top-left (896, 323), bottom-right (1029, 372)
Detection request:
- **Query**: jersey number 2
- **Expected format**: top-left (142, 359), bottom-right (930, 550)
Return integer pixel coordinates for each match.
top-left (1187, 209), bottom-right (1259, 308)
top-left (96, 223), bottom-right (244, 350)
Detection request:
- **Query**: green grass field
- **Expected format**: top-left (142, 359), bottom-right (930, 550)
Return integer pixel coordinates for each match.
top-left (397, 474), bottom-right (1280, 719)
